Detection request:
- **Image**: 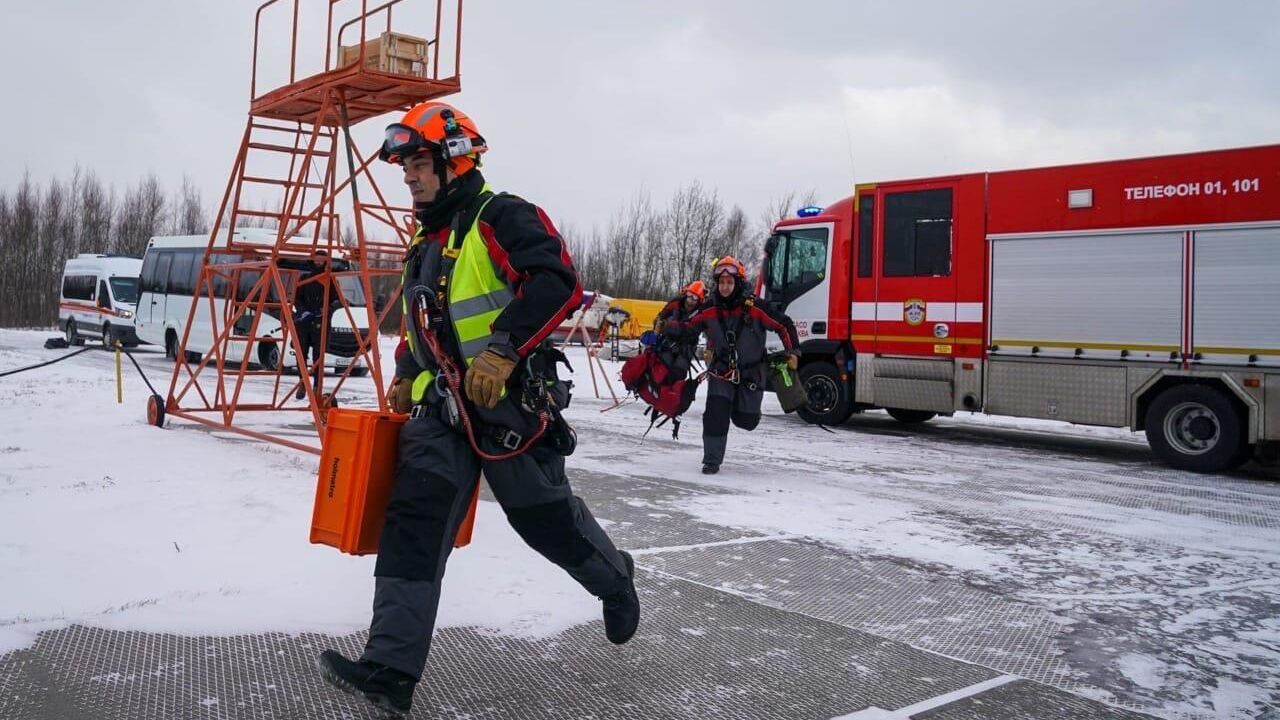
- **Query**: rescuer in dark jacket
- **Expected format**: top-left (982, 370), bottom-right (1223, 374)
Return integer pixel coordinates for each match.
top-left (653, 280), bottom-right (707, 379)
top-left (317, 101), bottom-right (638, 718)
top-left (674, 257), bottom-right (799, 474)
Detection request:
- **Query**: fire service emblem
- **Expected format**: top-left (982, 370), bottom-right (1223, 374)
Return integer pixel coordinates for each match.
top-left (903, 298), bottom-right (926, 326)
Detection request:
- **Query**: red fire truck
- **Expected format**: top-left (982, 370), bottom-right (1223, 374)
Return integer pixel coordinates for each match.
top-left (761, 144), bottom-right (1280, 472)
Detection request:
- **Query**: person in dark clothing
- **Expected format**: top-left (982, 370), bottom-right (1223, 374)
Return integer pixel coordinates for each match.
top-left (293, 251), bottom-right (331, 400)
top-left (654, 280), bottom-right (706, 331)
top-left (675, 257), bottom-right (799, 475)
top-left (652, 280), bottom-right (707, 380)
top-left (317, 101), bottom-right (638, 718)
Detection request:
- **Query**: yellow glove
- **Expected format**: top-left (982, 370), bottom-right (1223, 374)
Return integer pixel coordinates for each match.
top-left (388, 376), bottom-right (414, 414)
top-left (465, 348), bottom-right (517, 409)
top-left (787, 353), bottom-right (799, 371)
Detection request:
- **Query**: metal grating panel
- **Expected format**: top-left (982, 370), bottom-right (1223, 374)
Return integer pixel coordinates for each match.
top-left (0, 571), bottom-right (1009, 720)
top-left (915, 679), bottom-right (1155, 720)
top-left (644, 539), bottom-right (1081, 690)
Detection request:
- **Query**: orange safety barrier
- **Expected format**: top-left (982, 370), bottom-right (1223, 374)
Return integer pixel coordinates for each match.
top-left (311, 407), bottom-right (478, 555)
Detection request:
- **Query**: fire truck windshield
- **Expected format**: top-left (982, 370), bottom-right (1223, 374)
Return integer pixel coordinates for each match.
top-left (762, 230), bottom-right (824, 293)
top-left (765, 228), bottom-right (829, 300)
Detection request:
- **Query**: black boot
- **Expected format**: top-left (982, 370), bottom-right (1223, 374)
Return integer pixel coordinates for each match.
top-left (701, 463), bottom-right (719, 474)
top-left (317, 650), bottom-right (416, 717)
top-left (603, 551), bottom-right (640, 645)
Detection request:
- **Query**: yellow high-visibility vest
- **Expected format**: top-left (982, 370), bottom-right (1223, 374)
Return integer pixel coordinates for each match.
top-left (402, 188), bottom-right (514, 402)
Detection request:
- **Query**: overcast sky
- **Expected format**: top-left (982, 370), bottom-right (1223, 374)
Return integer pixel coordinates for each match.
top-left (2, 1), bottom-right (1277, 235)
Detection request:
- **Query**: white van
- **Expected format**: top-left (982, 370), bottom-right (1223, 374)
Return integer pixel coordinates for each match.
top-left (134, 230), bottom-right (371, 375)
top-left (59, 254), bottom-right (143, 347)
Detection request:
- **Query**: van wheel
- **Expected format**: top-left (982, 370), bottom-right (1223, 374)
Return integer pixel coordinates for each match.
top-left (349, 366), bottom-right (369, 377)
top-left (165, 332), bottom-right (178, 362)
top-left (797, 361), bottom-right (853, 426)
top-left (1145, 384), bottom-right (1247, 473)
top-left (66, 320), bottom-right (83, 346)
top-left (887, 408), bottom-right (937, 425)
top-left (258, 343), bottom-right (281, 371)
top-left (102, 323), bottom-right (114, 348)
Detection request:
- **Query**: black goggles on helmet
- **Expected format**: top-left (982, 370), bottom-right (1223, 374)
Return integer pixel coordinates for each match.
top-left (379, 123), bottom-right (436, 165)
top-left (379, 121), bottom-right (486, 165)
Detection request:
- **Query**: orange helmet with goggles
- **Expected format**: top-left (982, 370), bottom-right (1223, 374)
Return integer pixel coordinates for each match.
top-left (683, 280), bottom-right (707, 301)
top-left (379, 101), bottom-right (488, 176)
top-left (711, 256), bottom-right (746, 279)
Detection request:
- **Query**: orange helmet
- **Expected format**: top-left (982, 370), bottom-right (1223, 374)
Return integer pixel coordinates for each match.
top-left (379, 101), bottom-right (488, 176)
top-left (711, 256), bottom-right (746, 279)
top-left (683, 280), bottom-right (706, 301)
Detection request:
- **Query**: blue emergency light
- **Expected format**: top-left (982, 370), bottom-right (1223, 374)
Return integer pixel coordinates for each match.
top-left (796, 206), bottom-right (823, 218)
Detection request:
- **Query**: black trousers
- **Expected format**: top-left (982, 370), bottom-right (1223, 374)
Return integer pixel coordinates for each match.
top-left (361, 410), bottom-right (629, 677)
top-left (701, 374), bottom-right (763, 467)
top-left (296, 321), bottom-right (322, 375)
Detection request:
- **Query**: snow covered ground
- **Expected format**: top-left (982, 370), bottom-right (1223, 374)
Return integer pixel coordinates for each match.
top-left (0, 330), bottom-right (600, 657)
top-left (1, 327), bottom-right (1278, 719)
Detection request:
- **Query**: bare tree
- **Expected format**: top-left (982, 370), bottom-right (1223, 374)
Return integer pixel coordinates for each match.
top-left (170, 175), bottom-right (208, 235)
top-left (79, 169), bottom-right (114, 253)
top-left (756, 189), bottom-right (819, 241)
top-left (8, 174), bottom-right (40, 326)
top-left (0, 188), bottom-right (12, 327)
top-left (721, 204), bottom-right (750, 267)
top-left (0, 172), bottom-right (837, 327)
top-left (604, 191), bottom-right (656, 298)
top-left (687, 183), bottom-right (725, 287)
top-left (112, 174), bottom-right (168, 257)
top-left (36, 178), bottom-right (70, 327)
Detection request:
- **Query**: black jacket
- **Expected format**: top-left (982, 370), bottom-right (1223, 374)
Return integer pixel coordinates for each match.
top-left (656, 296), bottom-right (698, 326)
top-left (396, 173), bottom-right (582, 379)
top-left (294, 270), bottom-right (330, 323)
top-left (678, 295), bottom-right (799, 378)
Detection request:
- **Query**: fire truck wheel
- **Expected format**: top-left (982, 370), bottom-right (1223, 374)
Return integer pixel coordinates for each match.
top-left (887, 408), bottom-right (937, 425)
top-left (797, 361), bottom-right (853, 426)
top-left (1145, 384), bottom-right (1247, 473)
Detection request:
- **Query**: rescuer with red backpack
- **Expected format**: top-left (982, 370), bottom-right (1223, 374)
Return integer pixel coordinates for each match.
top-left (620, 280), bottom-right (707, 436)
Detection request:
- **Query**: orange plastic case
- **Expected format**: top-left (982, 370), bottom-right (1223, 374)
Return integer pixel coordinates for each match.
top-left (311, 408), bottom-right (478, 555)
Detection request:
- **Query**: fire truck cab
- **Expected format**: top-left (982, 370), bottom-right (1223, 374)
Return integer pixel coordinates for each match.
top-left (761, 144), bottom-right (1280, 472)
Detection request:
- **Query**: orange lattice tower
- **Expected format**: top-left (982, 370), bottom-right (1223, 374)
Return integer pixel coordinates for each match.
top-left (149, 0), bottom-right (464, 453)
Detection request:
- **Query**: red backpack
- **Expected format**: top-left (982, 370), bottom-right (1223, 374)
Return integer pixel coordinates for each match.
top-left (620, 349), bottom-right (699, 437)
